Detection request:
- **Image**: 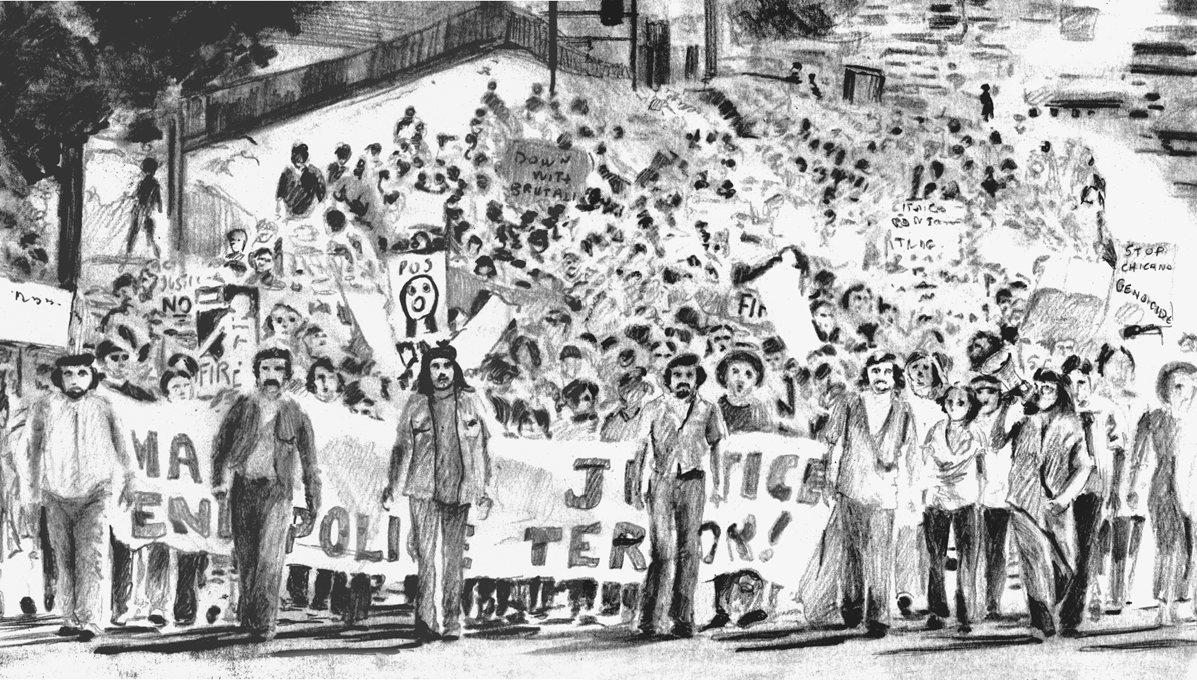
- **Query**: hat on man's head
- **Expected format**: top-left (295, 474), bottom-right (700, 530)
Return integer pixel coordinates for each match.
top-left (55, 353), bottom-right (96, 369)
top-left (426, 341), bottom-right (458, 363)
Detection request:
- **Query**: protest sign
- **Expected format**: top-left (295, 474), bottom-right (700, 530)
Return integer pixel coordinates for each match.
top-left (886, 200), bottom-right (966, 274)
top-left (1114, 241), bottom-right (1177, 327)
top-left (386, 248), bottom-right (449, 342)
top-left (0, 277), bottom-right (74, 348)
top-left (501, 140), bottom-right (591, 207)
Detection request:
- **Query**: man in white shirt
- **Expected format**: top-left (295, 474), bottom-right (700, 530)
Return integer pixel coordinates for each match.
top-left (24, 353), bottom-right (134, 641)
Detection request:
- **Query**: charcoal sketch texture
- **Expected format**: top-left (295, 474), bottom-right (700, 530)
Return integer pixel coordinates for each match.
top-left (0, 0), bottom-right (1194, 678)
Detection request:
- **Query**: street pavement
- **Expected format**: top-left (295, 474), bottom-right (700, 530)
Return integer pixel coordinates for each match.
top-left (0, 601), bottom-right (1193, 678)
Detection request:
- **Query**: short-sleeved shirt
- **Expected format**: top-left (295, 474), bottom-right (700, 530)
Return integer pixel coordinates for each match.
top-left (639, 396), bottom-right (728, 476)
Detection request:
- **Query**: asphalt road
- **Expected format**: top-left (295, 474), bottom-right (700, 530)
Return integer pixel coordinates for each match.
top-left (0, 602), bottom-right (1193, 679)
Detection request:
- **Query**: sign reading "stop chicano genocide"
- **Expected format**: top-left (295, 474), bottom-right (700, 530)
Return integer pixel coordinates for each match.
top-left (502, 139), bottom-right (591, 206)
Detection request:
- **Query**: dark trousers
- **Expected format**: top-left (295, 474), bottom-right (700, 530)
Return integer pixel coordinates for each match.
top-left (230, 475), bottom-right (291, 635)
top-left (1109, 516), bottom-right (1145, 607)
top-left (144, 544), bottom-right (209, 623)
top-left (110, 532), bottom-right (133, 622)
top-left (839, 496), bottom-right (894, 628)
top-left (39, 507), bottom-right (56, 612)
top-left (982, 507), bottom-right (1011, 614)
top-left (924, 505), bottom-right (978, 624)
top-left (1060, 492), bottom-right (1103, 629)
top-left (175, 552), bottom-right (210, 624)
top-left (410, 498), bottom-right (471, 636)
top-left (640, 470), bottom-right (706, 635)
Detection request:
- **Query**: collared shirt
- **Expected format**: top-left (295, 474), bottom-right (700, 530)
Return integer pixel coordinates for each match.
top-left (639, 395), bottom-right (727, 476)
top-left (922, 419), bottom-right (986, 511)
top-left (33, 392), bottom-right (127, 498)
top-left (433, 389), bottom-right (464, 504)
top-left (243, 397), bottom-right (280, 480)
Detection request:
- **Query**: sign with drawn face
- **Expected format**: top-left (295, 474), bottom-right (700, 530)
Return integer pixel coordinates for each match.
top-left (387, 248), bottom-right (448, 340)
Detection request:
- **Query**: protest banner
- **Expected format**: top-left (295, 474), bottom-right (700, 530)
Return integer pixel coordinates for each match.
top-left (501, 140), bottom-right (591, 207)
top-left (107, 393), bottom-right (830, 615)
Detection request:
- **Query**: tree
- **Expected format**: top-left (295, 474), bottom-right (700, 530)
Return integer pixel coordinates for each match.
top-left (0, 1), bottom-right (319, 287)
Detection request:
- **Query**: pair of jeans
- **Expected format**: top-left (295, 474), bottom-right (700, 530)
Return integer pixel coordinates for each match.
top-left (640, 470), bottom-right (706, 635)
top-left (410, 498), bottom-right (471, 636)
top-left (981, 507), bottom-right (1011, 614)
top-left (230, 475), bottom-right (292, 635)
top-left (1008, 508), bottom-right (1059, 635)
top-left (838, 496), bottom-right (894, 628)
top-left (1059, 493), bottom-right (1103, 629)
top-left (924, 505), bottom-right (978, 624)
top-left (44, 487), bottom-right (110, 629)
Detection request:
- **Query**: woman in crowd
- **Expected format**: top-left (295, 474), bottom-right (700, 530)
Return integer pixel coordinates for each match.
top-left (1129, 361), bottom-right (1197, 626)
top-left (920, 383), bottom-right (986, 632)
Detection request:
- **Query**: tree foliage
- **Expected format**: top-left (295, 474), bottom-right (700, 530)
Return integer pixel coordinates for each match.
top-left (0, 1), bottom-right (319, 184)
top-left (732, 0), bottom-right (865, 40)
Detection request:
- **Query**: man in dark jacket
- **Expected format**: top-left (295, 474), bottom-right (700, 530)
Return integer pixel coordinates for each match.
top-left (213, 348), bottom-right (321, 641)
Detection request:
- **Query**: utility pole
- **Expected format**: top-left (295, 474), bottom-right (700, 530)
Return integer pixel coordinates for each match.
top-left (630, 0), bottom-right (638, 91)
top-left (704, 0), bottom-right (717, 81)
top-left (549, 1), bottom-right (558, 95)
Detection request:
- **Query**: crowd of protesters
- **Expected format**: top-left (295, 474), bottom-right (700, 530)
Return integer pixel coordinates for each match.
top-left (0, 65), bottom-right (1185, 646)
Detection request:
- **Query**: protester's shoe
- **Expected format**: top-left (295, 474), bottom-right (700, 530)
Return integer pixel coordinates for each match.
top-left (1059, 627), bottom-right (1082, 639)
top-left (897, 593), bottom-right (914, 619)
top-left (441, 633), bottom-right (461, 643)
top-left (56, 626), bottom-right (81, 637)
top-left (671, 623), bottom-right (695, 639)
top-left (148, 612), bottom-right (168, 627)
top-left (840, 607), bottom-right (864, 629)
top-left (737, 610), bottom-right (768, 628)
top-left (247, 628), bottom-right (277, 643)
top-left (75, 625), bottom-right (102, 643)
top-left (1153, 600), bottom-right (1173, 627)
top-left (413, 623), bottom-right (442, 643)
top-left (925, 616), bottom-right (945, 631)
top-left (863, 622), bottom-right (888, 639)
top-left (957, 624), bottom-right (973, 635)
top-left (206, 606), bottom-right (221, 625)
top-left (701, 613), bottom-right (731, 631)
top-left (1088, 599), bottom-right (1104, 623)
top-left (984, 607), bottom-right (1002, 621)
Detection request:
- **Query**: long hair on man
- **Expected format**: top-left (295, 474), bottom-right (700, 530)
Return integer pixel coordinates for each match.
top-left (415, 344), bottom-right (472, 396)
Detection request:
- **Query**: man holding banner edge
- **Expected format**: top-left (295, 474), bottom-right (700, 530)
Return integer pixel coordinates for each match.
top-left (212, 348), bottom-right (321, 642)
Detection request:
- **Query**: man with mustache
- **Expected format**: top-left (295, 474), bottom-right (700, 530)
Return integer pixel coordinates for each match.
top-left (818, 351), bottom-right (915, 639)
top-left (632, 353), bottom-right (728, 639)
top-left (212, 348), bottom-right (321, 641)
top-left (383, 342), bottom-right (492, 642)
top-left (23, 353), bottom-right (134, 641)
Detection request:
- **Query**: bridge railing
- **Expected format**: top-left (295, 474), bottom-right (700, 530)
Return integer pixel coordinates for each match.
top-left (179, 2), bottom-right (629, 150)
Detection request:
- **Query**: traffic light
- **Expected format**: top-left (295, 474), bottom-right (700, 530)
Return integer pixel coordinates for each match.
top-left (600, 0), bottom-right (624, 26)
